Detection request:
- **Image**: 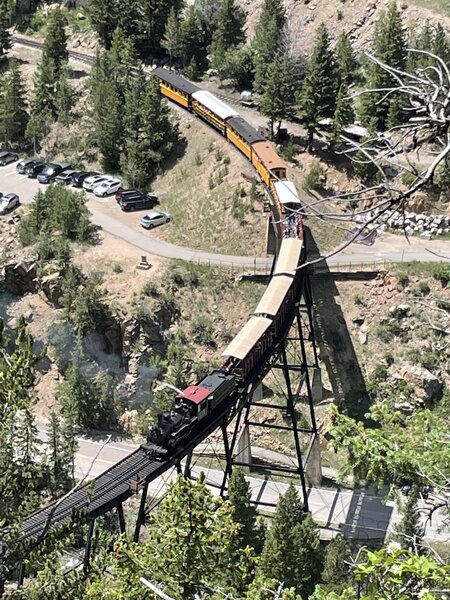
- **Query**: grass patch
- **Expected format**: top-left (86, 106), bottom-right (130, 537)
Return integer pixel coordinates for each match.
top-left (154, 120), bottom-right (267, 256)
top-left (392, 262), bottom-right (447, 278)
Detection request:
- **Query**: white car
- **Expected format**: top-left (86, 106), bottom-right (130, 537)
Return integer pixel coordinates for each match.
top-left (140, 211), bottom-right (172, 229)
top-left (83, 174), bottom-right (113, 192)
top-left (93, 178), bottom-right (122, 197)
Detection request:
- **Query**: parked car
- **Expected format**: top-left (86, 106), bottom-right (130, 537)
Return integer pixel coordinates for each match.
top-left (37, 162), bottom-right (71, 184)
top-left (71, 171), bottom-right (99, 187)
top-left (83, 174), bottom-right (113, 192)
top-left (16, 158), bottom-right (40, 174)
top-left (26, 161), bottom-right (46, 178)
top-left (140, 211), bottom-right (171, 229)
top-left (116, 187), bottom-right (159, 205)
top-left (55, 169), bottom-right (78, 185)
top-left (0, 193), bottom-right (20, 214)
top-left (93, 178), bottom-right (122, 197)
top-left (0, 151), bottom-right (19, 166)
top-left (119, 194), bottom-right (159, 212)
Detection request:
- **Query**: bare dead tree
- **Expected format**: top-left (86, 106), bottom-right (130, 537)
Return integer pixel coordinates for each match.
top-left (285, 48), bottom-right (450, 264)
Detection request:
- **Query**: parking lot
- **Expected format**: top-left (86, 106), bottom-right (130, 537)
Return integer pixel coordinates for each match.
top-left (0, 160), bottom-right (162, 234)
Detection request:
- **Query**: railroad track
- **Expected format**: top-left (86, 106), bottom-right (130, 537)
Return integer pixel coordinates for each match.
top-left (11, 35), bottom-right (249, 108)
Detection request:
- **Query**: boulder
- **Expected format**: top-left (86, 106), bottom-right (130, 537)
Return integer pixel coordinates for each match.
top-left (399, 365), bottom-right (443, 403)
top-left (4, 261), bottom-right (37, 295)
top-left (40, 271), bottom-right (62, 307)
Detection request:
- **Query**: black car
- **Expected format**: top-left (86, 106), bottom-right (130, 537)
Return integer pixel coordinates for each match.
top-left (119, 193), bottom-right (159, 212)
top-left (116, 188), bottom-right (159, 210)
top-left (16, 158), bottom-right (40, 174)
top-left (37, 162), bottom-right (70, 184)
top-left (0, 151), bottom-right (19, 166)
top-left (71, 171), bottom-right (99, 187)
top-left (26, 161), bottom-right (47, 178)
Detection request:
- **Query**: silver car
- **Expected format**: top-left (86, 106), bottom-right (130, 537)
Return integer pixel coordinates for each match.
top-left (0, 193), bottom-right (20, 214)
top-left (0, 151), bottom-right (19, 166)
top-left (140, 211), bottom-right (172, 229)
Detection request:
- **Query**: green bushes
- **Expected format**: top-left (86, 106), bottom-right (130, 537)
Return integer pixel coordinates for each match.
top-left (191, 314), bottom-right (216, 347)
top-left (375, 319), bottom-right (404, 342)
top-left (19, 186), bottom-right (93, 247)
top-left (433, 264), bottom-right (450, 287)
top-left (302, 161), bottom-right (327, 191)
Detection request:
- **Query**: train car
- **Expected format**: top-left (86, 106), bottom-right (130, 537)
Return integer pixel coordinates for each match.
top-left (251, 141), bottom-right (287, 187)
top-left (272, 180), bottom-right (301, 215)
top-left (222, 316), bottom-right (274, 380)
top-left (226, 116), bottom-right (265, 160)
top-left (273, 238), bottom-right (304, 276)
top-left (192, 90), bottom-right (239, 134)
top-left (152, 67), bottom-right (200, 108)
top-left (253, 274), bottom-right (296, 337)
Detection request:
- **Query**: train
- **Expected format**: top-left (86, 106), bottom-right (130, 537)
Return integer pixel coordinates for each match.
top-left (141, 68), bottom-right (306, 460)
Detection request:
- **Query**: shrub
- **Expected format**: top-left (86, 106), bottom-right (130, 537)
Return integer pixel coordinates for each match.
top-left (433, 264), bottom-right (450, 287)
top-left (375, 320), bottom-right (403, 342)
top-left (401, 171), bottom-right (417, 187)
top-left (353, 293), bottom-right (365, 306)
top-left (411, 281), bottom-right (430, 296)
top-left (396, 273), bottom-right (410, 291)
top-left (166, 261), bottom-right (200, 288)
top-left (302, 161), bottom-right (327, 191)
top-left (191, 314), bottom-right (216, 347)
top-left (337, 9), bottom-right (343, 20)
top-left (141, 281), bottom-right (159, 297)
top-left (112, 263), bottom-right (123, 274)
top-left (194, 151), bottom-right (202, 166)
top-left (215, 148), bottom-right (223, 162)
top-left (280, 141), bottom-right (296, 162)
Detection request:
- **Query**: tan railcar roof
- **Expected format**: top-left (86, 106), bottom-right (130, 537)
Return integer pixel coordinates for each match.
top-left (273, 238), bottom-right (303, 276)
top-left (222, 316), bottom-right (272, 361)
top-left (254, 275), bottom-right (293, 317)
top-left (252, 141), bottom-right (287, 171)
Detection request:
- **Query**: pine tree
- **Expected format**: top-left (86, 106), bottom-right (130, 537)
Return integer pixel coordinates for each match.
top-left (97, 82), bottom-right (122, 170)
top-left (88, 0), bottom-right (118, 49)
top-left (335, 32), bottom-right (357, 86)
top-left (181, 6), bottom-right (205, 69)
top-left (331, 83), bottom-right (354, 146)
top-left (432, 23), bottom-right (450, 65)
top-left (194, 0), bottom-right (222, 47)
top-left (210, 0), bottom-right (246, 72)
top-left (299, 24), bottom-right (338, 150)
top-left (46, 411), bottom-right (77, 497)
top-left (253, 0), bottom-right (286, 92)
top-left (43, 7), bottom-right (68, 77)
top-left (30, 53), bottom-right (58, 116)
top-left (0, 0), bottom-right (11, 60)
top-left (260, 51), bottom-right (296, 139)
top-left (219, 43), bottom-right (254, 90)
top-left (259, 484), bottom-right (322, 595)
top-left (358, 2), bottom-right (407, 130)
top-left (121, 77), bottom-right (174, 186)
top-left (0, 59), bottom-right (29, 145)
top-left (407, 21), bottom-right (433, 71)
top-left (55, 68), bottom-right (72, 124)
top-left (393, 488), bottom-right (424, 552)
top-left (58, 341), bottom-right (96, 427)
top-left (162, 7), bottom-right (183, 67)
top-left (321, 536), bottom-right (352, 592)
top-left (228, 468), bottom-right (263, 553)
top-left (138, 0), bottom-right (185, 58)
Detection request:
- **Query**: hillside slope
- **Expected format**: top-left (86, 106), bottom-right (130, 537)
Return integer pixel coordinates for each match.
top-left (238, 0), bottom-right (450, 55)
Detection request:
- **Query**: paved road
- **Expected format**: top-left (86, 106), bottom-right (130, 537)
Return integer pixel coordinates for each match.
top-left (36, 427), bottom-right (448, 542)
top-left (2, 162), bottom-right (448, 268)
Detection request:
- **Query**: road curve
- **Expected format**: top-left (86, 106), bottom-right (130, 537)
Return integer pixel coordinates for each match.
top-left (89, 206), bottom-right (273, 269)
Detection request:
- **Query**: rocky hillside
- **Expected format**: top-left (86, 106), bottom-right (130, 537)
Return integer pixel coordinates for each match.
top-left (238, 0), bottom-right (450, 55)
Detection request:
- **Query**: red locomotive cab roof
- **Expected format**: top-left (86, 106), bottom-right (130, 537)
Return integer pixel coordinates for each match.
top-left (177, 385), bottom-right (210, 405)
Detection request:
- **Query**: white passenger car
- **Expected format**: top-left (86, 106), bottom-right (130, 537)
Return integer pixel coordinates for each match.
top-left (140, 211), bottom-right (172, 229)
